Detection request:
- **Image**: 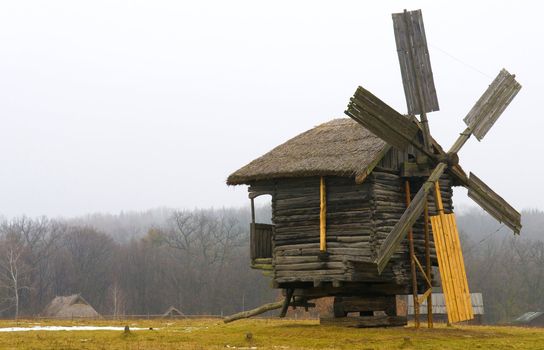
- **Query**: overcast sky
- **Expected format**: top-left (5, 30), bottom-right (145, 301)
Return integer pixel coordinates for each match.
top-left (0, 1), bottom-right (542, 218)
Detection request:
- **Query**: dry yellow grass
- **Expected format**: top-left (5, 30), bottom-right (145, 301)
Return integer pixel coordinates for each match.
top-left (0, 318), bottom-right (543, 349)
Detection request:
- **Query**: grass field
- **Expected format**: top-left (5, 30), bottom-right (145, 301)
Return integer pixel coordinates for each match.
top-left (0, 318), bottom-right (543, 350)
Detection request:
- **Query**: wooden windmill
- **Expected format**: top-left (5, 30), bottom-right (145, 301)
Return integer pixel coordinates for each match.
top-left (225, 9), bottom-right (521, 327)
top-left (345, 9), bottom-right (521, 325)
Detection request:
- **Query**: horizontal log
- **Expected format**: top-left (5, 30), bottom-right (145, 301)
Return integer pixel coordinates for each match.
top-left (275, 269), bottom-right (346, 277)
top-left (224, 301), bottom-right (284, 323)
top-left (320, 316), bottom-right (407, 328)
top-left (275, 262), bottom-right (345, 271)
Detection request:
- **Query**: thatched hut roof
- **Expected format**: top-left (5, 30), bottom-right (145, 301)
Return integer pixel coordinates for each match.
top-left (41, 294), bottom-right (100, 318)
top-left (162, 306), bottom-right (184, 317)
top-left (227, 118), bottom-right (388, 185)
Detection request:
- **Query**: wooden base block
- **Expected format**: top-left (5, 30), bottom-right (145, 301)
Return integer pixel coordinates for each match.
top-left (320, 316), bottom-right (407, 328)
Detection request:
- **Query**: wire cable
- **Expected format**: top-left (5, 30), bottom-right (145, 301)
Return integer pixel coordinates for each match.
top-left (429, 43), bottom-right (493, 79)
top-left (463, 224), bottom-right (505, 255)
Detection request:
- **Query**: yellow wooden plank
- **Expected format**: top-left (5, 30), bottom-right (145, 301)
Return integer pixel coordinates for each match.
top-left (431, 215), bottom-right (457, 323)
top-left (430, 216), bottom-right (448, 319)
top-left (437, 179), bottom-right (474, 323)
top-left (443, 215), bottom-right (464, 322)
top-left (449, 214), bottom-right (472, 321)
top-left (448, 214), bottom-right (469, 320)
top-left (433, 211), bottom-right (474, 323)
top-left (320, 177), bottom-right (326, 252)
top-left (450, 214), bottom-right (474, 320)
top-left (433, 213), bottom-right (459, 322)
top-left (413, 256), bottom-right (432, 287)
top-left (434, 181), bottom-right (459, 322)
top-left (443, 213), bottom-right (464, 321)
top-left (418, 288), bottom-right (433, 305)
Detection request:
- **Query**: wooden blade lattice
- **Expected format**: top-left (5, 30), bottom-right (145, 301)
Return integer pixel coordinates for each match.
top-left (467, 172), bottom-right (522, 234)
top-left (392, 9), bottom-right (439, 115)
top-left (463, 69), bottom-right (521, 141)
top-left (431, 213), bottom-right (474, 323)
top-left (345, 86), bottom-right (421, 150)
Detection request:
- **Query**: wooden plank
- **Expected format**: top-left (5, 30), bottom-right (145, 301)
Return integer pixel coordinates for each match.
top-left (431, 208), bottom-right (474, 323)
top-left (449, 214), bottom-right (473, 320)
top-left (345, 86), bottom-right (421, 150)
top-left (463, 69), bottom-right (521, 141)
top-left (418, 288), bottom-right (432, 305)
top-left (320, 316), bottom-right (407, 328)
top-left (424, 198), bottom-right (433, 327)
top-left (376, 163), bottom-right (447, 273)
top-left (274, 262), bottom-right (344, 271)
top-left (392, 9), bottom-right (439, 115)
top-left (334, 296), bottom-right (396, 313)
top-left (431, 215), bottom-right (457, 322)
top-left (431, 182), bottom-right (458, 323)
top-left (442, 211), bottom-right (464, 321)
top-left (467, 172), bottom-right (521, 234)
top-left (405, 180), bottom-right (420, 328)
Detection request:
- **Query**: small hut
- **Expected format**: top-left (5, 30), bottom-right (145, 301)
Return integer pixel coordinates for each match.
top-left (162, 306), bottom-right (184, 317)
top-left (227, 118), bottom-right (455, 325)
top-left (407, 293), bottom-right (484, 324)
top-left (42, 294), bottom-right (100, 319)
top-left (512, 312), bottom-right (544, 327)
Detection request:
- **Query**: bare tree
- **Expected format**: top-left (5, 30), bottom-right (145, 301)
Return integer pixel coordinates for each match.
top-left (0, 235), bottom-right (30, 319)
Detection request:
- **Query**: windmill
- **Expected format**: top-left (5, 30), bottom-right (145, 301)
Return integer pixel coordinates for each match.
top-left (225, 9), bottom-right (521, 328)
top-left (345, 9), bottom-right (521, 325)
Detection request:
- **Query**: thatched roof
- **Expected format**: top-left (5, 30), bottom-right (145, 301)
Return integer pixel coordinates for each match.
top-left (162, 306), bottom-right (184, 317)
top-left (41, 294), bottom-right (100, 318)
top-left (227, 118), bottom-right (388, 185)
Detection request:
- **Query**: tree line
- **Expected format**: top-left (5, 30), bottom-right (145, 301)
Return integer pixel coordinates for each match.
top-left (0, 206), bottom-right (542, 323)
top-left (0, 209), bottom-right (275, 319)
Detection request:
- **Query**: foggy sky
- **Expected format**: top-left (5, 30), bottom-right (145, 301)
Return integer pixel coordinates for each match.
top-left (0, 1), bottom-right (542, 218)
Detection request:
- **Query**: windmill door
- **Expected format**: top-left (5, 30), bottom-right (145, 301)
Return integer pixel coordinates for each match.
top-left (250, 223), bottom-right (273, 260)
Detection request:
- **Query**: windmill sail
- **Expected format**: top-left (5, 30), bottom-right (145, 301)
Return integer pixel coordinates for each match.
top-left (392, 9), bottom-right (439, 115)
top-left (467, 172), bottom-right (522, 234)
top-left (345, 86), bottom-right (421, 150)
top-left (463, 69), bottom-right (521, 141)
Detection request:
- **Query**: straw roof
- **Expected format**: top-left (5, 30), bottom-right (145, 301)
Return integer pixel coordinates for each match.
top-left (41, 294), bottom-right (100, 318)
top-left (162, 306), bottom-right (185, 317)
top-left (227, 118), bottom-right (388, 185)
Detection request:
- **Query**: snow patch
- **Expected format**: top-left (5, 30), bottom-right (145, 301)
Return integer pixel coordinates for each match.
top-left (0, 326), bottom-right (152, 332)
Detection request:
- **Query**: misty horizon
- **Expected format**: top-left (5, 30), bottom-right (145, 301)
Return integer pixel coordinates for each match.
top-left (1, 1), bottom-right (542, 218)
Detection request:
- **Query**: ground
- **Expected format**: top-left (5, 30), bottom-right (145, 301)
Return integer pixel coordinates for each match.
top-left (0, 318), bottom-right (543, 350)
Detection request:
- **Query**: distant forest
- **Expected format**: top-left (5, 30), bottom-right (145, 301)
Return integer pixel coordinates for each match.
top-left (0, 205), bottom-right (542, 324)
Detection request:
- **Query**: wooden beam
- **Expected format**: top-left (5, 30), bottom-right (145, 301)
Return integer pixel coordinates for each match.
top-left (223, 301), bottom-right (284, 323)
top-left (376, 162), bottom-right (447, 273)
top-left (418, 288), bottom-right (433, 305)
top-left (413, 256), bottom-right (432, 287)
top-left (405, 180), bottom-right (420, 328)
top-left (320, 316), bottom-right (407, 328)
top-left (320, 176), bottom-right (327, 252)
top-left (424, 199), bottom-right (433, 328)
top-left (279, 289), bottom-right (294, 318)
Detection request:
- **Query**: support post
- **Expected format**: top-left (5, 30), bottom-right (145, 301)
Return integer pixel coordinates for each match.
top-left (250, 197), bottom-right (256, 225)
top-left (405, 180), bottom-right (419, 328)
top-left (320, 176), bottom-right (327, 252)
top-left (279, 288), bottom-right (294, 318)
top-left (424, 198), bottom-right (433, 328)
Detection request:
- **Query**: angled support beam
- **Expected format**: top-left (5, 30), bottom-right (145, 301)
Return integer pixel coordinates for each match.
top-left (376, 162), bottom-right (447, 273)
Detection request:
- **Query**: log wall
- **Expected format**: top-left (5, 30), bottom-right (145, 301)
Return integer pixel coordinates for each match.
top-left (247, 146), bottom-right (454, 288)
